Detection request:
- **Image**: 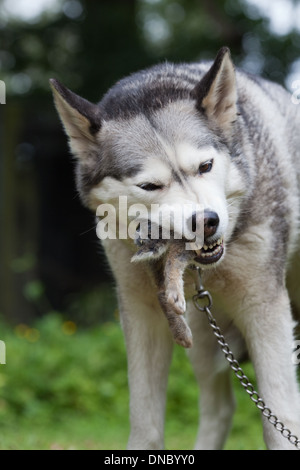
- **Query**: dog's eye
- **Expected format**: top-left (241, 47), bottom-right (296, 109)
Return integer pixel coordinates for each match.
top-left (199, 160), bottom-right (213, 175)
top-left (137, 183), bottom-right (163, 191)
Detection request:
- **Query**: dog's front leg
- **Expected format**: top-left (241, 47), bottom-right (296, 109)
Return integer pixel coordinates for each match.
top-left (105, 241), bottom-right (174, 450)
top-left (119, 290), bottom-right (173, 450)
top-left (186, 301), bottom-right (237, 450)
top-left (234, 286), bottom-right (300, 450)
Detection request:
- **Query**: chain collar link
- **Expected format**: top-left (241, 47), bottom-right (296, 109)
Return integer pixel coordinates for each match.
top-left (189, 265), bottom-right (300, 450)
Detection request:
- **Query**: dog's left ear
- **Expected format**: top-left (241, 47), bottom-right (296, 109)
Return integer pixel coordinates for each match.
top-left (49, 78), bottom-right (101, 158)
top-left (192, 47), bottom-right (238, 133)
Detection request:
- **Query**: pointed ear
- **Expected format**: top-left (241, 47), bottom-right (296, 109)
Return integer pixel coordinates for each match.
top-left (192, 47), bottom-right (237, 133)
top-left (49, 78), bottom-right (101, 158)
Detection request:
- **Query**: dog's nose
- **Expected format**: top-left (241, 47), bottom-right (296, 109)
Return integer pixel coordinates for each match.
top-left (190, 210), bottom-right (219, 239)
top-left (204, 210), bottom-right (219, 239)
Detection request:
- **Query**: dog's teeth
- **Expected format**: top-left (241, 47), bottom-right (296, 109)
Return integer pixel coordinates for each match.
top-left (194, 238), bottom-right (224, 257)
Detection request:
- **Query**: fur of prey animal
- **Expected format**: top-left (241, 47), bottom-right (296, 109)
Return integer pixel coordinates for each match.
top-left (50, 47), bottom-right (300, 450)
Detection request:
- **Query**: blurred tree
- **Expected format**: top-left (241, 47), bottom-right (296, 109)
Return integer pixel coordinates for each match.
top-left (1, 0), bottom-right (299, 99)
top-left (0, 0), bottom-right (299, 324)
top-left (137, 0), bottom-right (300, 85)
top-left (0, 0), bottom-right (153, 324)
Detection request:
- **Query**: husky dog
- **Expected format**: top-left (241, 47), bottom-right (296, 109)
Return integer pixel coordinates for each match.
top-left (50, 47), bottom-right (300, 450)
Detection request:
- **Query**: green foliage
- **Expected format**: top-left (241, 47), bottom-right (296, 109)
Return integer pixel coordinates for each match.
top-left (0, 315), bottom-right (128, 423)
top-left (0, 314), bottom-right (266, 449)
top-left (1, 0), bottom-right (299, 101)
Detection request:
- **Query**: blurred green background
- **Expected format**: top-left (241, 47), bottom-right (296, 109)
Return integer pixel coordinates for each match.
top-left (0, 0), bottom-right (299, 450)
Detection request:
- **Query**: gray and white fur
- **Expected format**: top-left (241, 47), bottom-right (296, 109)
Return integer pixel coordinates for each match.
top-left (50, 47), bottom-right (300, 450)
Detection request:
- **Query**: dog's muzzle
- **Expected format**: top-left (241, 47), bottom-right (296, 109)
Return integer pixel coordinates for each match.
top-left (192, 210), bottom-right (224, 265)
top-left (193, 237), bottom-right (224, 265)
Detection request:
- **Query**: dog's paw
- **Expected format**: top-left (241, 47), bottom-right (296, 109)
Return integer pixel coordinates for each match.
top-left (166, 288), bottom-right (186, 315)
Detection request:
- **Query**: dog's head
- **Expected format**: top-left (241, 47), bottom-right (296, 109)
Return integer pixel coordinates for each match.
top-left (50, 47), bottom-right (245, 268)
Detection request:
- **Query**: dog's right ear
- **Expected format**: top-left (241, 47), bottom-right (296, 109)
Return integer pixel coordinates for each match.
top-left (192, 47), bottom-right (237, 135)
top-left (49, 79), bottom-right (101, 158)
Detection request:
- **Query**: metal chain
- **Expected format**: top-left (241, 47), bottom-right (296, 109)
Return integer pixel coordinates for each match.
top-left (190, 266), bottom-right (300, 450)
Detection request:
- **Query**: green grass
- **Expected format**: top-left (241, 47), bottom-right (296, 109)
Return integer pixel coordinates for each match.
top-left (0, 314), bottom-right (266, 450)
